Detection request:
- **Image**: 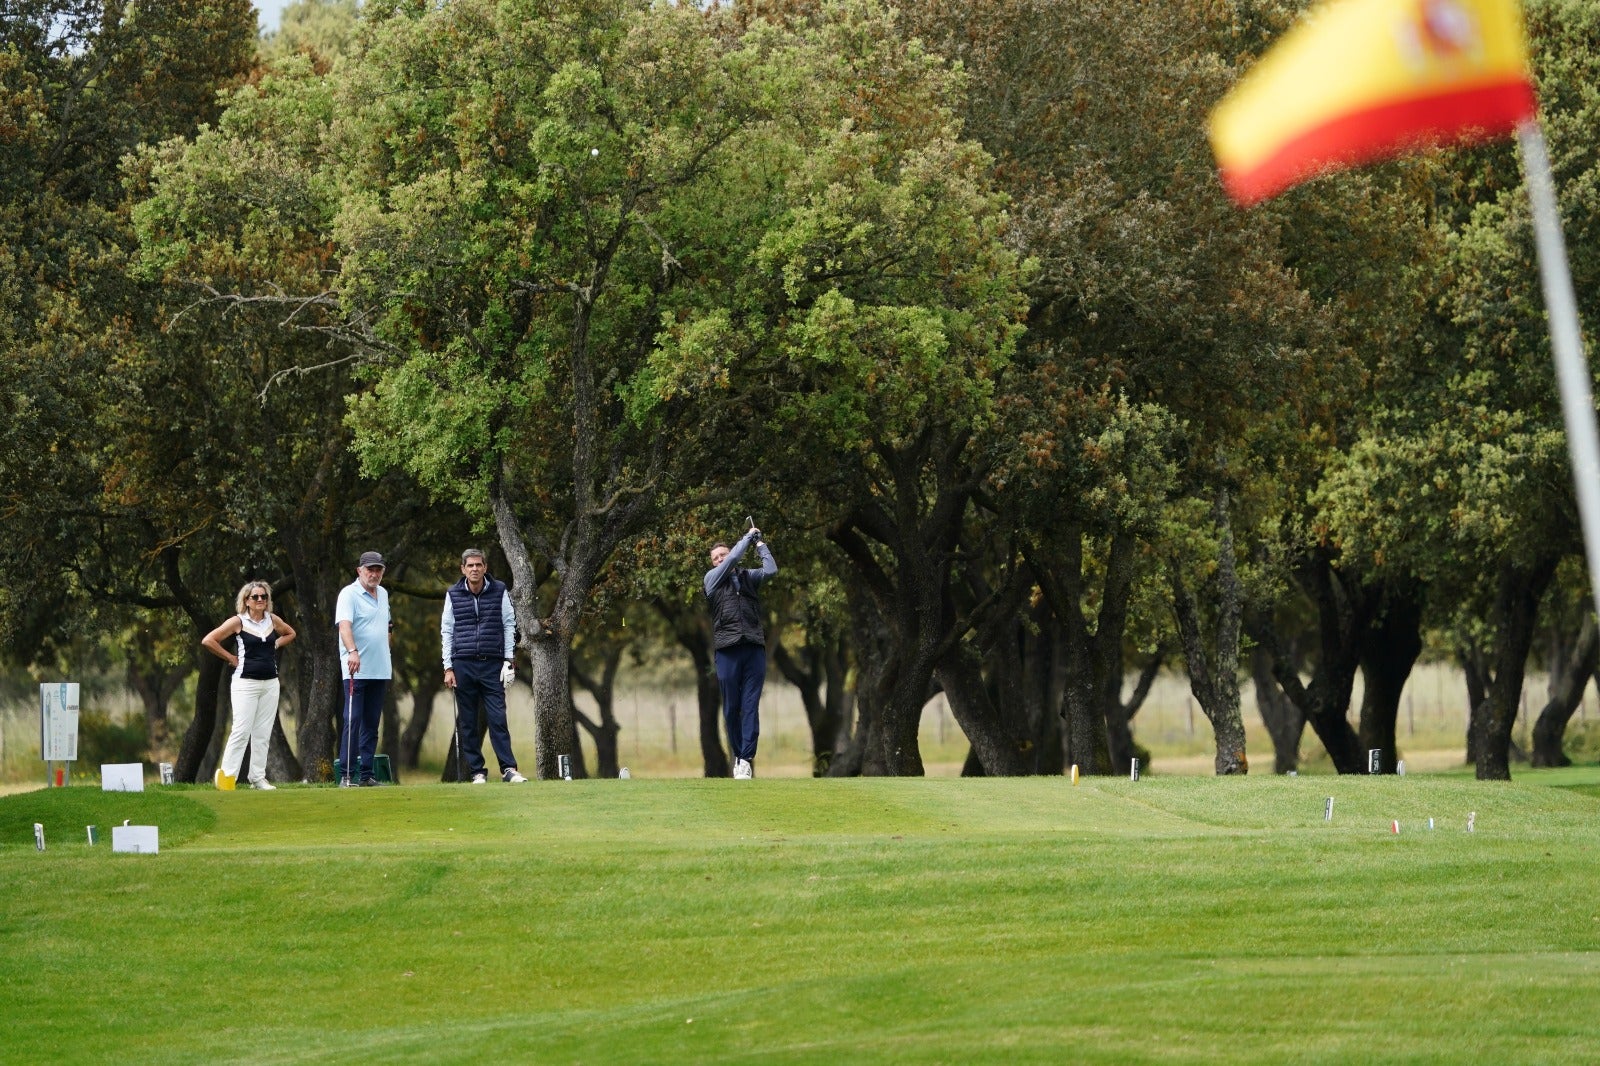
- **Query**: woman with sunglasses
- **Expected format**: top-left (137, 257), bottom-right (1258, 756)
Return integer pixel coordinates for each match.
top-left (201, 581), bottom-right (297, 790)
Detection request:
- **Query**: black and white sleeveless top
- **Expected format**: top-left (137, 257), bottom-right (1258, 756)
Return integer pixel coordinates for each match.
top-left (233, 614), bottom-right (280, 681)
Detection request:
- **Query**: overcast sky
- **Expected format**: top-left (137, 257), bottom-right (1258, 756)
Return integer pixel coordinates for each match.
top-left (254, 1), bottom-right (292, 33)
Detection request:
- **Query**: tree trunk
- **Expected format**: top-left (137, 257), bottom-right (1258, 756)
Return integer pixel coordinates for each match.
top-left (773, 632), bottom-right (848, 777)
top-left (1033, 522), bottom-right (1141, 776)
top-left (695, 660), bottom-right (729, 778)
top-left (199, 690), bottom-right (230, 783)
top-left (1357, 584), bottom-right (1424, 775)
top-left (398, 680), bottom-right (439, 769)
top-left (1472, 557), bottom-right (1557, 780)
top-left (1114, 648), bottom-right (1162, 773)
top-left (1530, 616), bottom-right (1598, 767)
top-left (652, 598), bottom-right (730, 777)
top-left (299, 641), bottom-right (343, 781)
top-left (878, 668), bottom-right (930, 776)
top-left (494, 489), bottom-right (600, 782)
top-left (563, 702), bottom-right (591, 780)
top-left (1460, 641), bottom-right (1489, 766)
top-left (525, 634), bottom-right (575, 780)
top-left (1250, 645), bottom-right (1304, 773)
top-left (174, 652), bottom-right (226, 783)
top-left (934, 645), bottom-right (1026, 775)
top-left (380, 683), bottom-right (401, 765)
top-left (267, 713), bottom-right (302, 782)
top-left (126, 654), bottom-right (190, 758)
top-left (572, 644), bottom-right (623, 778)
top-left (831, 589), bottom-right (892, 777)
top-left (1246, 553), bottom-right (1373, 774)
top-left (1169, 492), bottom-right (1248, 775)
top-left (281, 537), bottom-right (345, 782)
top-left (821, 638), bottom-right (855, 775)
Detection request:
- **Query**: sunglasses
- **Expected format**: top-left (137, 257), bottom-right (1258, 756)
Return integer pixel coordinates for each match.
top-left (248, 593), bottom-right (269, 601)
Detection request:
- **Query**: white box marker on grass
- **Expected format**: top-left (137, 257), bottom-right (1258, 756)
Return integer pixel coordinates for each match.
top-left (112, 826), bottom-right (159, 854)
top-left (101, 763), bottom-right (143, 791)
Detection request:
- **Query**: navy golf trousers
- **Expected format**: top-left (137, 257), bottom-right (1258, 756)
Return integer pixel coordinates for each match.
top-left (342, 678), bottom-right (387, 780)
top-left (452, 657), bottom-right (518, 777)
top-left (715, 642), bottom-right (765, 763)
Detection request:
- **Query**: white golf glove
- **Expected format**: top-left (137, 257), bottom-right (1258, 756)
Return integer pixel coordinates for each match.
top-left (500, 661), bottom-right (516, 688)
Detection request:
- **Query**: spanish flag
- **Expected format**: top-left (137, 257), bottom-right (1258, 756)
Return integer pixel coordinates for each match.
top-left (1209, 0), bottom-right (1537, 206)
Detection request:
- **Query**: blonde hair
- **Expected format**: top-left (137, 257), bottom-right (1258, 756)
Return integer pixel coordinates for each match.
top-left (235, 581), bottom-right (273, 615)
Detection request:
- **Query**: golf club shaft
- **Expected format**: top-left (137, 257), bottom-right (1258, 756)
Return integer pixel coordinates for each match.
top-left (343, 674), bottom-right (355, 783)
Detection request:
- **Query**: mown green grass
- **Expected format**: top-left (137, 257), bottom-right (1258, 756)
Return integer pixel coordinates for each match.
top-left (2, 771), bottom-right (1599, 1064)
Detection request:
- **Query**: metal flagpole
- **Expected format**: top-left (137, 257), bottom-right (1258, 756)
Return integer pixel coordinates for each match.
top-left (1517, 121), bottom-right (1600, 622)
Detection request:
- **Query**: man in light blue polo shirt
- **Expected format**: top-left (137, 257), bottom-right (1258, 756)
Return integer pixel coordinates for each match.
top-left (335, 550), bottom-right (392, 787)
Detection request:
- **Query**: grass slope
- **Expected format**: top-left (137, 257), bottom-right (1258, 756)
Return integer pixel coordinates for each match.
top-left (2, 772), bottom-right (1599, 1064)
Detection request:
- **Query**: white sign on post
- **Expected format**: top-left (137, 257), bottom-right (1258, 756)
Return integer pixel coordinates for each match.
top-left (101, 764), bottom-right (144, 792)
top-left (40, 683), bottom-right (80, 762)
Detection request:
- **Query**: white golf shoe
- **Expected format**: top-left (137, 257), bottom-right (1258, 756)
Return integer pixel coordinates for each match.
top-left (733, 758), bottom-right (752, 780)
top-left (503, 768), bottom-right (527, 783)
top-left (470, 772), bottom-right (488, 784)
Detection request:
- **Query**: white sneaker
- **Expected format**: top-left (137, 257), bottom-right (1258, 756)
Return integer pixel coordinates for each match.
top-left (733, 759), bottom-right (752, 780)
top-left (503, 768), bottom-right (528, 783)
top-left (470, 773), bottom-right (488, 784)
top-left (250, 780), bottom-right (276, 791)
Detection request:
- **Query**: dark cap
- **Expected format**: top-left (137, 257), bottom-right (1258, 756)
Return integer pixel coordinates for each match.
top-left (358, 551), bottom-right (385, 569)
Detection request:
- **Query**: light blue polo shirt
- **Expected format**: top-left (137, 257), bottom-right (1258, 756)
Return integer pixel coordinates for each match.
top-left (334, 580), bottom-right (392, 680)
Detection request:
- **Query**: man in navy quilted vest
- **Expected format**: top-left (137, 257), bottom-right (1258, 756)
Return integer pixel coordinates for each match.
top-left (703, 523), bottom-right (778, 780)
top-left (441, 549), bottom-right (526, 783)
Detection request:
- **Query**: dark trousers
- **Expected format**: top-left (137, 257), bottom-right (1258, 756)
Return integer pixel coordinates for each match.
top-left (341, 678), bottom-right (387, 780)
top-left (715, 643), bottom-right (765, 762)
top-left (452, 658), bottom-right (517, 777)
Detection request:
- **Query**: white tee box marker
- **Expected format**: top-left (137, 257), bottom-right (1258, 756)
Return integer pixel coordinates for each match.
top-left (111, 825), bottom-right (159, 854)
top-left (101, 764), bottom-right (144, 792)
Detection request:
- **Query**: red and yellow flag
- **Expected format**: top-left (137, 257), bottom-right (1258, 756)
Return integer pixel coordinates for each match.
top-left (1209, 0), bottom-right (1537, 205)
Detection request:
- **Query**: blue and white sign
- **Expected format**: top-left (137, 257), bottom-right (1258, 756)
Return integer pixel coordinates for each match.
top-left (40, 683), bottom-right (80, 762)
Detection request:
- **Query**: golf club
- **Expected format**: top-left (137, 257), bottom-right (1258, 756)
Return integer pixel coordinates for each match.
top-left (341, 671), bottom-right (355, 787)
top-left (453, 680), bottom-right (464, 784)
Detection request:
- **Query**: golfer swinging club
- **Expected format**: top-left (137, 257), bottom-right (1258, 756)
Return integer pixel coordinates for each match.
top-left (703, 520), bottom-right (778, 779)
